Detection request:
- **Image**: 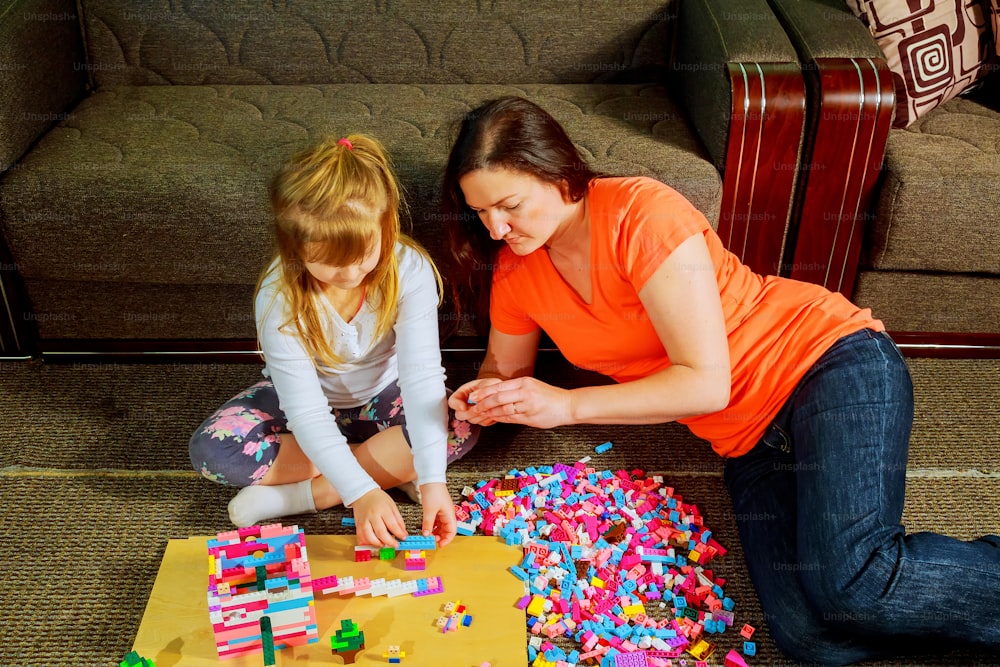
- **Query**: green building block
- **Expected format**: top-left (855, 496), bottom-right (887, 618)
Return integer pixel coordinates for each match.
top-left (260, 615), bottom-right (276, 666)
top-left (331, 618), bottom-right (365, 649)
top-left (120, 651), bottom-right (154, 667)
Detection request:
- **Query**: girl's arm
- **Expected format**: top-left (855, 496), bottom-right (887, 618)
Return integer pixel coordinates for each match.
top-left (392, 248), bottom-right (450, 492)
top-left (467, 233), bottom-right (731, 427)
top-left (256, 288), bottom-right (379, 507)
top-left (393, 246), bottom-right (461, 543)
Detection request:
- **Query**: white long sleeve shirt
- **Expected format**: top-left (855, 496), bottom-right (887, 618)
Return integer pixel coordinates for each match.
top-left (254, 243), bottom-right (448, 506)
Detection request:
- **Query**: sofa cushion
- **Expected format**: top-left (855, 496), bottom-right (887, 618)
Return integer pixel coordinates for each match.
top-left (846, 0), bottom-right (993, 127)
top-left (853, 270), bottom-right (1000, 333)
top-left (0, 83), bottom-right (722, 340)
top-left (20, 281), bottom-right (256, 340)
top-left (861, 91), bottom-right (1000, 275)
top-left (79, 0), bottom-right (675, 87)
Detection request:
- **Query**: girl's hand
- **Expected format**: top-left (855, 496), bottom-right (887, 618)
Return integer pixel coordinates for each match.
top-left (419, 482), bottom-right (457, 547)
top-left (448, 378), bottom-right (503, 425)
top-left (467, 376), bottom-right (573, 429)
top-left (351, 488), bottom-right (408, 547)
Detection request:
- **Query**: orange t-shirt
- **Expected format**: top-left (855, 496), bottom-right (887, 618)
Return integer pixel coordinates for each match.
top-left (490, 176), bottom-right (884, 458)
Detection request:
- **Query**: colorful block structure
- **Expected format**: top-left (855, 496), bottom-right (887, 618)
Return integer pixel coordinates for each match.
top-left (330, 618), bottom-right (365, 663)
top-left (119, 651), bottom-right (154, 667)
top-left (404, 549), bottom-right (427, 570)
top-left (206, 523), bottom-right (319, 660)
top-left (436, 599), bottom-right (473, 633)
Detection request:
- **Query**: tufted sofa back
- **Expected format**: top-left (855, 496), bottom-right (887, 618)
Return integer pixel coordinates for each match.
top-left (2, 0), bottom-right (813, 352)
top-left (79, 0), bottom-right (677, 87)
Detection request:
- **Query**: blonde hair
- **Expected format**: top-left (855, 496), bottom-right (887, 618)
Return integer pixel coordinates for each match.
top-left (256, 134), bottom-right (441, 370)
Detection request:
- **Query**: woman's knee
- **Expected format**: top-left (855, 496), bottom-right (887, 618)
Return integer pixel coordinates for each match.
top-left (798, 550), bottom-right (900, 636)
top-left (749, 556), bottom-right (901, 665)
top-left (769, 632), bottom-right (835, 666)
top-left (764, 613), bottom-right (857, 666)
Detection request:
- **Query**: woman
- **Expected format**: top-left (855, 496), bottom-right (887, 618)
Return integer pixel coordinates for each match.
top-left (442, 96), bottom-right (1000, 665)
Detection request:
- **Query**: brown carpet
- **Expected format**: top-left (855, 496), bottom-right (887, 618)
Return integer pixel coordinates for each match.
top-left (0, 356), bottom-right (997, 666)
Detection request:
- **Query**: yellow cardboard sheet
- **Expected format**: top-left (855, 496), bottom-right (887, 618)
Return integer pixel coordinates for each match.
top-left (132, 534), bottom-right (527, 666)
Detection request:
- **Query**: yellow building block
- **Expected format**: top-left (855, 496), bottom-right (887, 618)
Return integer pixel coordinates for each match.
top-left (526, 595), bottom-right (547, 617)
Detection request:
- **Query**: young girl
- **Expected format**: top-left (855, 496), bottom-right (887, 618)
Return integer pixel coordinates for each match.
top-left (443, 96), bottom-right (1000, 665)
top-left (189, 134), bottom-right (478, 547)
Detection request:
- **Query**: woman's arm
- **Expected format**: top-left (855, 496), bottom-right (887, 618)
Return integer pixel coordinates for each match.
top-left (570, 232), bottom-right (731, 423)
top-left (477, 327), bottom-right (541, 381)
top-left (467, 233), bottom-right (731, 427)
top-left (448, 327), bottom-right (540, 423)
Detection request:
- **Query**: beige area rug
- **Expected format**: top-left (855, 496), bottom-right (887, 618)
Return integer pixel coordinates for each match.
top-left (0, 357), bottom-right (997, 665)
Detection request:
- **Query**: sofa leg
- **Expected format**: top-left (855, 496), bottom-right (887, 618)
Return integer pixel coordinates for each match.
top-left (0, 244), bottom-right (37, 359)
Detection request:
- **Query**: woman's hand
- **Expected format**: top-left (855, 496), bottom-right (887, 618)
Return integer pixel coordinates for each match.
top-left (466, 376), bottom-right (574, 429)
top-left (419, 482), bottom-right (458, 547)
top-left (448, 378), bottom-right (503, 425)
top-left (350, 487), bottom-right (408, 547)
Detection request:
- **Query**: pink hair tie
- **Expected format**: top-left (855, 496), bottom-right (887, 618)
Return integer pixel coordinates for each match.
top-left (338, 138), bottom-right (353, 150)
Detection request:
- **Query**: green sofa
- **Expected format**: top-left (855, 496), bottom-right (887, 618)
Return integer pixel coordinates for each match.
top-left (0, 0), bottom-right (808, 360)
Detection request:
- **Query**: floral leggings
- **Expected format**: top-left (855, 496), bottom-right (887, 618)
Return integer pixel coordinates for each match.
top-left (188, 379), bottom-right (479, 487)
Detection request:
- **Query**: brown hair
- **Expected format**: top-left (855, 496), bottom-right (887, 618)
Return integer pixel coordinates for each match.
top-left (442, 97), bottom-right (600, 334)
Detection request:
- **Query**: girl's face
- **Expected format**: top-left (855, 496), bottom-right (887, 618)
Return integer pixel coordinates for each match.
top-left (458, 167), bottom-right (575, 255)
top-left (301, 232), bottom-right (381, 291)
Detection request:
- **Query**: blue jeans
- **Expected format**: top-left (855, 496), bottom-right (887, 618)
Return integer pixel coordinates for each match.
top-left (724, 329), bottom-right (1000, 666)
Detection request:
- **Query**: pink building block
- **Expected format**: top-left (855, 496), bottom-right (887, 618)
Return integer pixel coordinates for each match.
top-left (724, 648), bottom-right (750, 667)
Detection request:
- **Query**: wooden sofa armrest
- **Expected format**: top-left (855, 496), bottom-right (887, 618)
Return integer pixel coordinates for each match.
top-left (673, 0), bottom-right (807, 276)
top-left (766, 0), bottom-right (895, 295)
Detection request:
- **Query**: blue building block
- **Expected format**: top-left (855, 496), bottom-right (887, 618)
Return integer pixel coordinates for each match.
top-left (397, 535), bottom-right (436, 551)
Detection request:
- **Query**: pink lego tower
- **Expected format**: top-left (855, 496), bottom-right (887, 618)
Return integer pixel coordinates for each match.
top-left (206, 523), bottom-right (319, 660)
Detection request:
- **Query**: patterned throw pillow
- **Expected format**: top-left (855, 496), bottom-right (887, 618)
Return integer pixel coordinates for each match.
top-left (847, 0), bottom-right (993, 127)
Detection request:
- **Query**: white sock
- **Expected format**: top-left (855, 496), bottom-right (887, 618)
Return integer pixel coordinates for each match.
top-left (396, 481), bottom-right (421, 504)
top-left (228, 480), bottom-right (317, 527)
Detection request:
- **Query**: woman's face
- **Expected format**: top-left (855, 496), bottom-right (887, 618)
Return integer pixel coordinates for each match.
top-left (458, 167), bottom-right (574, 255)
